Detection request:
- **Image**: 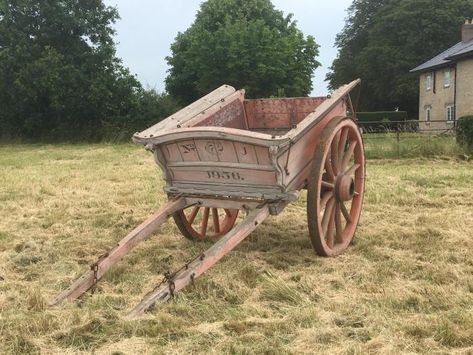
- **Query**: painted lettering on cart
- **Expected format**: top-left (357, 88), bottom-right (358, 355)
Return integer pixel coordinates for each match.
top-left (180, 143), bottom-right (197, 153)
top-left (205, 141), bottom-right (224, 155)
top-left (206, 171), bottom-right (245, 181)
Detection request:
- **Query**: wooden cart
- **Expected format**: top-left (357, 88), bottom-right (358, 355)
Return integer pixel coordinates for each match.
top-left (51, 79), bottom-right (365, 317)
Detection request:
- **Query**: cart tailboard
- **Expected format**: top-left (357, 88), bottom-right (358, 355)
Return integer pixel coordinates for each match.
top-left (161, 136), bottom-right (287, 199)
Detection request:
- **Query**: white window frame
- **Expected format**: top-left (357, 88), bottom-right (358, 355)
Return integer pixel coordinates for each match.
top-left (426, 74), bottom-right (432, 91)
top-left (443, 70), bottom-right (451, 88)
top-left (425, 107), bottom-right (431, 124)
top-left (446, 105), bottom-right (455, 123)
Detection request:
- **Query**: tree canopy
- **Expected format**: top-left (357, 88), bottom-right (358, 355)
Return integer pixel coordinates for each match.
top-left (327, 0), bottom-right (473, 115)
top-left (165, 0), bottom-right (320, 104)
top-left (0, 0), bottom-right (175, 141)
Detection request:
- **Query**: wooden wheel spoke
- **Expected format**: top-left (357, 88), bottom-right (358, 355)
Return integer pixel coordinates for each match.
top-left (320, 191), bottom-right (333, 211)
top-left (188, 206), bottom-right (200, 225)
top-left (200, 207), bottom-right (210, 236)
top-left (321, 181), bottom-right (334, 189)
top-left (211, 208), bottom-right (220, 233)
top-left (322, 198), bottom-right (335, 235)
top-left (342, 140), bottom-right (357, 172)
top-left (325, 150), bottom-right (335, 180)
top-left (335, 202), bottom-right (343, 243)
top-left (224, 209), bottom-right (232, 217)
top-left (331, 132), bottom-right (341, 175)
top-left (326, 210), bottom-right (336, 249)
top-left (340, 202), bottom-right (352, 223)
top-left (345, 163), bottom-right (361, 177)
top-left (338, 128), bottom-right (349, 163)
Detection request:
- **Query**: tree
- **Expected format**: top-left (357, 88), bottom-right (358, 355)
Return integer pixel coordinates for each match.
top-left (165, 0), bottom-right (320, 104)
top-left (0, 0), bottom-right (143, 140)
top-left (327, 0), bottom-right (473, 115)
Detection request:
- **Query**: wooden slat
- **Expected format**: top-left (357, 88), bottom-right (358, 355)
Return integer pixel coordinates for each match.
top-left (254, 146), bottom-right (271, 165)
top-left (193, 140), bottom-right (220, 162)
top-left (163, 143), bottom-right (182, 162)
top-left (194, 92), bottom-right (247, 129)
top-left (244, 97), bottom-right (326, 129)
top-left (177, 140), bottom-right (200, 162)
top-left (234, 142), bottom-right (258, 164)
top-left (170, 166), bottom-right (277, 186)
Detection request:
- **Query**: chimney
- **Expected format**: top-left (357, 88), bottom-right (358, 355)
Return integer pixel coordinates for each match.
top-left (462, 19), bottom-right (473, 42)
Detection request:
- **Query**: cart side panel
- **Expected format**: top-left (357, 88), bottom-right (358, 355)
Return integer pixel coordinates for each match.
top-left (193, 91), bottom-right (248, 130)
top-left (278, 100), bottom-right (348, 191)
top-left (244, 97), bottom-right (326, 130)
top-left (137, 85), bottom-right (236, 138)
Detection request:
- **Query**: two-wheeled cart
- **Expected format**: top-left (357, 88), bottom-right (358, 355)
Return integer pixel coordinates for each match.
top-left (51, 79), bottom-right (365, 317)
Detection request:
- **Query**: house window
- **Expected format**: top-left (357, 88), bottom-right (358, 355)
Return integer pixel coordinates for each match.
top-left (446, 105), bottom-right (455, 122)
top-left (426, 74), bottom-right (432, 91)
top-left (444, 70), bottom-right (451, 88)
top-left (425, 107), bottom-right (431, 124)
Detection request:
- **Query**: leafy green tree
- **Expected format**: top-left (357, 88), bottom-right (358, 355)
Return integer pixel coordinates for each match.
top-left (0, 0), bottom-right (143, 140)
top-left (165, 0), bottom-right (320, 104)
top-left (328, 0), bottom-right (473, 115)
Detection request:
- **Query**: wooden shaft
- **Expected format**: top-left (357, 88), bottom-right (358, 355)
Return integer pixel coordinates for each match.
top-left (126, 205), bottom-right (270, 318)
top-left (49, 198), bottom-right (187, 306)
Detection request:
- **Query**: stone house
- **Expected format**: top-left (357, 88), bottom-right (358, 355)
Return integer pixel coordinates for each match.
top-left (411, 20), bottom-right (473, 132)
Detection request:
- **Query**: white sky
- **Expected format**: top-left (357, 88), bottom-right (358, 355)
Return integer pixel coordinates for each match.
top-left (103, 0), bottom-right (352, 96)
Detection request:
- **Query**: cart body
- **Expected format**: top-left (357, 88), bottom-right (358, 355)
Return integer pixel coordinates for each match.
top-left (133, 80), bottom-right (359, 201)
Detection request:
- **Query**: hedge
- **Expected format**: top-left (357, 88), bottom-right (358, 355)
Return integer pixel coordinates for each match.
top-left (456, 116), bottom-right (473, 152)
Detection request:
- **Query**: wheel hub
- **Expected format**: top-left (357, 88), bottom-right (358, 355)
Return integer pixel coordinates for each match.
top-left (335, 174), bottom-right (355, 202)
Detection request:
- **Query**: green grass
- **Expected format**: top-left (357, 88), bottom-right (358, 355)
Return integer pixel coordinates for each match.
top-left (0, 143), bottom-right (472, 354)
top-left (364, 133), bottom-right (465, 159)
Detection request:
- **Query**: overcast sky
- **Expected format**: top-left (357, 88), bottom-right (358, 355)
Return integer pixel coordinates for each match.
top-left (103, 0), bottom-right (352, 96)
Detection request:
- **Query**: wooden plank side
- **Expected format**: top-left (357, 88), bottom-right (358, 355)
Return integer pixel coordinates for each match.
top-left (166, 183), bottom-right (288, 200)
top-left (170, 166), bottom-right (277, 186)
top-left (287, 79), bottom-right (360, 142)
top-left (216, 140), bottom-right (238, 162)
top-left (194, 92), bottom-right (247, 129)
top-left (279, 103), bottom-right (348, 190)
top-left (234, 142), bottom-right (258, 164)
top-left (254, 146), bottom-right (271, 165)
top-left (135, 85), bottom-right (236, 138)
top-left (177, 140), bottom-right (200, 162)
top-left (244, 97), bottom-right (326, 129)
top-left (194, 140), bottom-right (220, 162)
top-left (163, 143), bottom-right (183, 162)
top-left (133, 126), bottom-right (289, 147)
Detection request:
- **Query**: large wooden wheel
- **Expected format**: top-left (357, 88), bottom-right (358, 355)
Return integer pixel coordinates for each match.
top-left (307, 116), bottom-right (365, 256)
top-left (173, 206), bottom-right (239, 241)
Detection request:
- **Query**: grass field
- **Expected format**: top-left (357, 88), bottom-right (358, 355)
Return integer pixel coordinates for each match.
top-left (1, 143), bottom-right (472, 354)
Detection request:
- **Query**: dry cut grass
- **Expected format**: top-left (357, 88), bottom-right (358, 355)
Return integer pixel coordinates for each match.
top-left (0, 144), bottom-right (472, 354)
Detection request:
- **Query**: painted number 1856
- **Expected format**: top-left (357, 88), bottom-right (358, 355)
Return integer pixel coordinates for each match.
top-left (206, 171), bottom-right (245, 181)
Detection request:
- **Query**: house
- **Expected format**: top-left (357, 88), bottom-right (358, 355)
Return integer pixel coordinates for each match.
top-left (411, 20), bottom-right (473, 132)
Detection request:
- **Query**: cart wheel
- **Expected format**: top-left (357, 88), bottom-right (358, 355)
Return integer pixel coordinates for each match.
top-left (173, 206), bottom-right (239, 241)
top-left (307, 116), bottom-right (365, 257)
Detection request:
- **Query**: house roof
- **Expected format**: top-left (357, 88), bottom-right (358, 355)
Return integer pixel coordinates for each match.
top-left (410, 38), bottom-right (473, 73)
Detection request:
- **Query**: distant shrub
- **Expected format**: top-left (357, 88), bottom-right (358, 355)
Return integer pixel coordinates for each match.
top-left (357, 111), bottom-right (414, 133)
top-left (456, 116), bottom-right (473, 152)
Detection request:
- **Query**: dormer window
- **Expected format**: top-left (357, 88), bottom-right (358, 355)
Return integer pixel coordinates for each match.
top-left (444, 70), bottom-right (451, 88)
top-left (426, 74), bottom-right (432, 91)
